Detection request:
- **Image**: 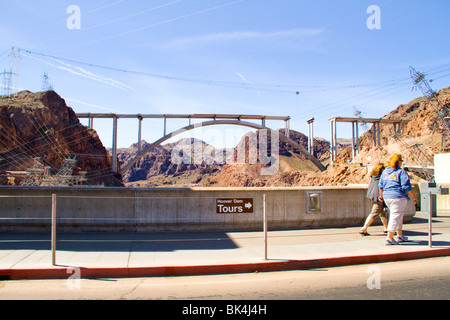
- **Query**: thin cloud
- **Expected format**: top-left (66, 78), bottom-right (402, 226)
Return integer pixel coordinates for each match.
top-left (157, 28), bottom-right (325, 50)
top-left (75, 66), bottom-right (135, 91)
top-left (57, 66), bottom-right (134, 92)
top-left (64, 98), bottom-right (123, 113)
top-left (22, 54), bottom-right (135, 92)
top-left (50, 57), bottom-right (134, 91)
top-left (236, 71), bottom-right (261, 97)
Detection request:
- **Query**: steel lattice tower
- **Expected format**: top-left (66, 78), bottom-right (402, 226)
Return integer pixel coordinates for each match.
top-left (410, 66), bottom-right (450, 151)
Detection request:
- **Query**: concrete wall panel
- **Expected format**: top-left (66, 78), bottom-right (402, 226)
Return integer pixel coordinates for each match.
top-left (0, 186), bottom-right (417, 232)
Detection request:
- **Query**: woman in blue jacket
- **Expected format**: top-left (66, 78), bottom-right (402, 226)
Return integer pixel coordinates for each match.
top-left (379, 154), bottom-right (418, 245)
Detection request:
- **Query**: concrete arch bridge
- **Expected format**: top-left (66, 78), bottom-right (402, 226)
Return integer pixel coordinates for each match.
top-left (76, 113), bottom-right (326, 175)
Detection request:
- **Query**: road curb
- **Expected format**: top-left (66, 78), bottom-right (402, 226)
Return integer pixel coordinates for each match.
top-left (1, 247), bottom-right (449, 280)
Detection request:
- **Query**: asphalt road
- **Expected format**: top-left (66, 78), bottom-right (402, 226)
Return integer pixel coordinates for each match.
top-left (1, 256), bottom-right (449, 301)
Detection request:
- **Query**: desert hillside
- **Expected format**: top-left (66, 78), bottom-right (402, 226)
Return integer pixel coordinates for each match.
top-left (119, 87), bottom-right (449, 187)
top-left (1, 87), bottom-right (448, 188)
top-left (353, 87), bottom-right (450, 165)
top-left (119, 126), bottom-right (358, 187)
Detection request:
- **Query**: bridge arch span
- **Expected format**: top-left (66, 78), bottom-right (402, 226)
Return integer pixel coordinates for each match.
top-left (121, 119), bottom-right (325, 175)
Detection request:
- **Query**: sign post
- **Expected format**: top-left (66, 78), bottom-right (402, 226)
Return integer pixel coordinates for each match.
top-left (51, 194), bottom-right (57, 266)
top-left (263, 194), bottom-right (268, 261)
top-left (428, 191), bottom-right (433, 248)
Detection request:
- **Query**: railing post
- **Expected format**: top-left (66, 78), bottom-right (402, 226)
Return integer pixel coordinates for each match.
top-left (429, 191), bottom-right (433, 248)
top-left (263, 194), bottom-right (268, 260)
top-left (51, 194), bottom-right (57, 266)
top-left (112, 116), bottom-right (118, 173)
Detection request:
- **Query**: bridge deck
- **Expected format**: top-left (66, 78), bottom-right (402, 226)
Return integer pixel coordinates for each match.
top-left (76, 113), bottom-right (290, 121)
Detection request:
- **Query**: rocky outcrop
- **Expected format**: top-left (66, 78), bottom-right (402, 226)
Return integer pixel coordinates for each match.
top-left (355, 87), bottom-right (450, 166)
top-left (0, 91), bottom-right (123, 186)
top-left (118, 138), bottom-right (225, 187)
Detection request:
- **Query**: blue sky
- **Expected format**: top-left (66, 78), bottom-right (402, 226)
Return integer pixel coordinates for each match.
top-left (1, 0), bottom-right (449, 149)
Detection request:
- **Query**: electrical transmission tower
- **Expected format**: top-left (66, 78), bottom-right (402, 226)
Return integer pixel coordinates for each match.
top-left (386, 66), bottom-right (450, 182)
top-left (376, 66), bottom-right (449, 182)
top-left (50, 157), bottom-right (87, 186)
top-left (21, 158), bottom-right (49, 186)
top-left (7, 47), bottom-right (14, 95)
top-left (15, 48), bottom-right (21, 96)
top-left (353, 106), bottom-right (371, 133)
top-left (392, 133), bottom-right (435, 181)
top-left (41, 72), bottom-right (53, 91)
top-left (21, 156), bottom-right (87, 186)
top-left (0, 47), bottom-right (20, 98)
top-left (410, 66), bottom-right (450, 152)
top-left (1, 69), bottom-right (12, 97)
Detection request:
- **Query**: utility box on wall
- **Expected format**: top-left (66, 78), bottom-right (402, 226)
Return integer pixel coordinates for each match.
top-left (306, 191), bottom-right (322, 213)
top-left (420, 182), bottom-right (450, 217)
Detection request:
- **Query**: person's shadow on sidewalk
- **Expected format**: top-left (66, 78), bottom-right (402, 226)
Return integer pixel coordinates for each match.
top-left (399, 240), bottom-right (450, 247)
top-left (397, 230), bottom-right (450, 247)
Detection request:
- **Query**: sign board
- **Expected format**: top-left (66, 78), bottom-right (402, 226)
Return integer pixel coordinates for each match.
top-left (216, 198), bottom-right (254, 214)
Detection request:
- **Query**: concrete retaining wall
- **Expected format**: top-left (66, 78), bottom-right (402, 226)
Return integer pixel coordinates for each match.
top-left (0, 186), bottom-right (417, 232)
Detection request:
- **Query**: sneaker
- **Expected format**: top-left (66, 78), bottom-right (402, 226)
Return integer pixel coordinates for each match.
top-left (385, 238), bottom-right (399, 245)
top-left (396, 235), bottom-right (409, 243)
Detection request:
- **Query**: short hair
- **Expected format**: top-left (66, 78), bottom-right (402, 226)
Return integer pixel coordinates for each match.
top-left (386, 153), bottom-right (403, 169)
top-left (370, 163), bottom-right (385, 176)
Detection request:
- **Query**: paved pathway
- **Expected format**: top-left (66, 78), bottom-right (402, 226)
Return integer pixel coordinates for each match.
top-left (1, 213), bottom-right (449, 279)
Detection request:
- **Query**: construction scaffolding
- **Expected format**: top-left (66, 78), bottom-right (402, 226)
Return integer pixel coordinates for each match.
top-left (329, 117), bottom-right (410, 164)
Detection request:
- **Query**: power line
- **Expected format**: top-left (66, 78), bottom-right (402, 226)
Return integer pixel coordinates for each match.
top-left (21, 48), bottom-right (298, 93)
top-left (22, 48), bottom-right (446, 97)
top-left (292, 66), bottom-right (450, 124)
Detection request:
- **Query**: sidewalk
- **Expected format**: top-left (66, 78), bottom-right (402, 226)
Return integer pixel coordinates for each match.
top-left (1, 212), bottom-right (449, 280)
